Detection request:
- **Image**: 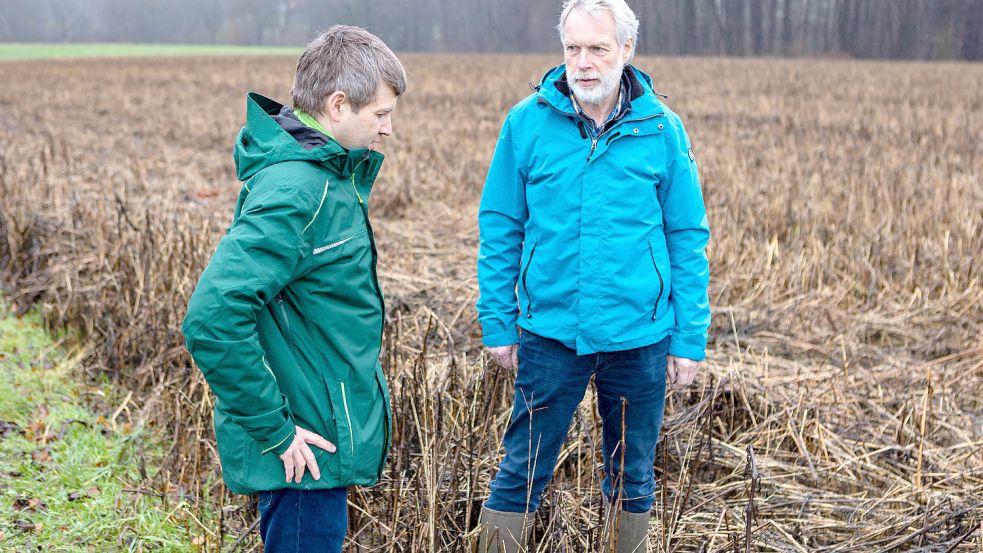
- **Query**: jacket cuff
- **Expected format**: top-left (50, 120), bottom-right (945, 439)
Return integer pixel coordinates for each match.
top-left (482, 324), bottom-right (520, 347)
top-left (668, 332), bottom-right (707, 362)
top-left (260, 417), bottom-right (296, 457)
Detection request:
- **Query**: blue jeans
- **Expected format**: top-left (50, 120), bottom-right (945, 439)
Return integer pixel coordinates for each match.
top-left (486, 331), bottom-right (669, 514)
top-left (257, 487), bottom-right (348, 552)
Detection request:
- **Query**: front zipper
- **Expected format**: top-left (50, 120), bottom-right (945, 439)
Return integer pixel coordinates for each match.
top-left (339, 382), bottom-right (355, 457)
top-left (349, 152), bottom-right (386, 333)
top-left (521, 240), bottom-right (538, 318)
top-left (649, 242), bottom-right (665, 321)
top-left (538, 99), bottom-right (603, 163)
top-left (587, 137), bottom-right (598, 161)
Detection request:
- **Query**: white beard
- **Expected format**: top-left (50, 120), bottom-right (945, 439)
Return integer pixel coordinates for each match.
top-left (567, 61), bottom-right (625, 106)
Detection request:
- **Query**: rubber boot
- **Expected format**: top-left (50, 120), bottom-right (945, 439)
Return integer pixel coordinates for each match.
top-left (613, 510), bottom-right (650, 553)
top-left (604, 503), bottom-right (651, 553)
top-left (475, 505), bottom-right (532, 553)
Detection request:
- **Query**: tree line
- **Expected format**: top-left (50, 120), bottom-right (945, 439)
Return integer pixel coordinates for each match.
top-left (1, 0), bottom-right (981, 60)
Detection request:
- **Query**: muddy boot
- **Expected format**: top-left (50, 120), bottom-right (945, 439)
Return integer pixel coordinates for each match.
top-left (475, 505), bottom-right (532, 553)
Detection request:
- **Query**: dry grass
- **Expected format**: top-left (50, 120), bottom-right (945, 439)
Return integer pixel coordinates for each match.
top-left (0, 54), bottom-right (981, 551)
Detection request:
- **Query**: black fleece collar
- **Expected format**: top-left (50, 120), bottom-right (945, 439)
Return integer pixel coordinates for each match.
top-left (272, 106), bottom-right (330, 151)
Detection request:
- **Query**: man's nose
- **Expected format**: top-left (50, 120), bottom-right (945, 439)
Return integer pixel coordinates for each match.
top-left (379, 119), bottom-right (392, 136)
top-left (577, 51), bottom-right (592, 70)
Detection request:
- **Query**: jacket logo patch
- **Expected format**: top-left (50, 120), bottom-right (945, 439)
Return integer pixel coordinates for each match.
top-left (313, 235), bottom-right (356, 255)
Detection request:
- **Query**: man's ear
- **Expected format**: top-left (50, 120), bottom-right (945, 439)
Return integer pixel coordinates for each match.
top-left (324, 91), bottom-right (348, 122)
top-left (623, 38), bottom-right (634, 63)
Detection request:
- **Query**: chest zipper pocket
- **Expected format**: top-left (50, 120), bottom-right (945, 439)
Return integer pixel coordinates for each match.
top-left (648, 242), bottom-right (665, 321)
top-left (521, 239), bottom-right (538, 319)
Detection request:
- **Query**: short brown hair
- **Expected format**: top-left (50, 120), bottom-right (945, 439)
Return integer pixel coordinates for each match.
top-left (292, 25), bottom-right (407, 115)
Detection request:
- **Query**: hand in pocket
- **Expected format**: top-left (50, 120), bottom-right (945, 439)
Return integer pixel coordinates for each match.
top-left (278, 426), bottom-right (337, 483)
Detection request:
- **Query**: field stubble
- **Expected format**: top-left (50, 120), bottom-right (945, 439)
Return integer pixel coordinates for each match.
top-left (0, 54), bottom-right (981, 551)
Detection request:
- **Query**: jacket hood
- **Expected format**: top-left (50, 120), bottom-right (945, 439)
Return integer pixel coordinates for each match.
top-left (535, 64), bottom-right (665, 118)
top-left (234, 92), bottom-right (381, 182)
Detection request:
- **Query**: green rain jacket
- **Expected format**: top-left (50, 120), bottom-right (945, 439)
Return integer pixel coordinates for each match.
top-left (182, 92), bottom-right (391, 495)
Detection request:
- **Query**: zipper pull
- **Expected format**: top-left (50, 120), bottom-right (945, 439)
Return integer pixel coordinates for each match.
top-left (587, 137), bottom-right (598, 161)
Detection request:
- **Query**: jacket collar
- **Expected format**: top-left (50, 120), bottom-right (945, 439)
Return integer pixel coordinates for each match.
top-left (536, 64), bottom-right (664, 119)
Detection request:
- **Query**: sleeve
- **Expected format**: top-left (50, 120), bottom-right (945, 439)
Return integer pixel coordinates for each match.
top-left (181, 179), bottom-right (316, 456)
top-left (661, 113), bottom-right (711, 361)
top-left (476, 114), bottom-right (528, 347)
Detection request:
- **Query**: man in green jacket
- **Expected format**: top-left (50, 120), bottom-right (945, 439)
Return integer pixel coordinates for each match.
top-left (182, 26), bottom-right (406, 552)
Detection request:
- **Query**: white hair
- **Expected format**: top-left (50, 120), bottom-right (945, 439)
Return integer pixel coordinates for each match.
top-left (557, 0), bottom-right (640, 60)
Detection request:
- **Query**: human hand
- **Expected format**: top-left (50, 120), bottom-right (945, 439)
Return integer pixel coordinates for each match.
top-left (278, 426), bottom-right (336, 484)
top-left (487, 345), bottom-right (518, 371)
top-left (667, 356), bottom-right (699, 390)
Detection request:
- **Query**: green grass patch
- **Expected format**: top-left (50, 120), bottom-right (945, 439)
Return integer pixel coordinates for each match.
top-left (0, 304), bottom-right (211, 550)
top-left (0, 42), bottom-right (299, 61)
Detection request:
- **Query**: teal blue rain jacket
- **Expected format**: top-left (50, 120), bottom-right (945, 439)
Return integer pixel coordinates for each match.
top-left (476, 64), bottom-right (711, 360)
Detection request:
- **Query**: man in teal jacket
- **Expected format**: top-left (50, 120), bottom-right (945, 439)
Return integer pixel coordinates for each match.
top-left (182, 26), bottom-right (406, 552)
top-left (475, 1), bottom-right (710, 551)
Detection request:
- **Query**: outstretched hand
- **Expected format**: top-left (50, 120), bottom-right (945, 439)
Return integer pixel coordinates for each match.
top-left (667, 356), bottom-right (699, 390)
top-left (278, 425), bottom-right (336, 484)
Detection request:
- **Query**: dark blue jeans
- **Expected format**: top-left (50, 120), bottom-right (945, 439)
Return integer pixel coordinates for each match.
top-left (257, 487), bottom-right (348, 552)
top-left (485, 331), bottom-right (669, 514)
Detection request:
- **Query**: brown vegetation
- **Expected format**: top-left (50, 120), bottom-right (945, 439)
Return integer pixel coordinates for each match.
top-left (0, 54), bottom-right (981, 551)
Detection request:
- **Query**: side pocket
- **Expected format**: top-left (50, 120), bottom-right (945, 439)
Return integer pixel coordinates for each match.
top-left (375, 361), bottom-right (392, 480)
top-left (322, 376), bottom-right (354, 483)
top-left (648, 238), bottom-right (670, 321)
top-left (520, 236), bottom-right (539, 319)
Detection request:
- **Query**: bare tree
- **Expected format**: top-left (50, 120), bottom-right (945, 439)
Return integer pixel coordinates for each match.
top-left (1, 0), bottom-right (980, 60)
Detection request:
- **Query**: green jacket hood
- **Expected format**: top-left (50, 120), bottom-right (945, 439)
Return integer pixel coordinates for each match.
top-left (234, 92), bottom-right (382, 183)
